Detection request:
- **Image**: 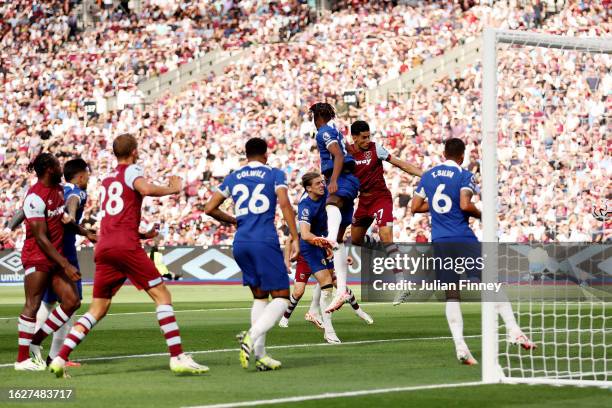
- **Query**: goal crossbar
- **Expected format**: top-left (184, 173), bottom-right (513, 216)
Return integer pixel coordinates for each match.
top-left (480, 28), bottom-right (611, 385)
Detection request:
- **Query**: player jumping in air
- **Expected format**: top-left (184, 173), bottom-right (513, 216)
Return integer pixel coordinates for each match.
top-left (309, 102), bottom-right (360, 313)
top-left (278, 173), bottom-right (372, 343)
top-left (411, 138), bottom-right (535, 365)
top-left (15, 154), bottom-right (84, 371)
top-left (348, 120), bottom-right (422, 305)
top-left (9, 158), bottom-right (96, 368)
top-left (49, 134), bottom-right (208, 377)
top-left (205, 137), bottom-right (301, 371)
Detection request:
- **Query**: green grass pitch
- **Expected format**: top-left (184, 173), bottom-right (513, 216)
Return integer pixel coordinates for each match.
top-left (0, 285), bottom-right (609, 407)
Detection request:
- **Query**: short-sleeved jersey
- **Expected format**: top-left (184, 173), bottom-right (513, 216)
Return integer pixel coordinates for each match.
top-left (348, 141), bottom-right (392, 196)
top-left (298, 190), bottom-right (328, 239)
top-left (97, 164), bottom-right (145, 251)
top-left (315, 122), bottom-right (355, 176)
top-left (21, 182), bottom-right (65, 267)
top-left (218, 161), bottom-right (286, 243)
top-left (415, 160), bottom-right (477, 242)
top-left (63, 183), bottom-right (88, 260)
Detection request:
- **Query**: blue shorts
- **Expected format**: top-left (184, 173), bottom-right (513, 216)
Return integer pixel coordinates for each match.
top-left (233, 241), bottom-right (289, 291)
top-left (42, 258), bottom-right (83, 303)
top-left (331, 173), bottom-right (359, 226)
top-left (299, 242), bottom-right (334, 274)
top-left (432, 237), bottom-right (482, 285)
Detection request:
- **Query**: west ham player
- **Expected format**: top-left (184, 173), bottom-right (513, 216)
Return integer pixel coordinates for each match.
top-left (15, 153), bottom-right (82, 371)
top-left (49, 134), bottom-right (208, 377)
top-left (309, 102), bottom-right (360, 312)
top-left (205, 137), bottom-right (299, 371)
top-left (348, 120), bottom-right (422, 305)
top-left (411, 138), bottom-right (535, 365)
top-left (9, 158), bottom-right (96, 367)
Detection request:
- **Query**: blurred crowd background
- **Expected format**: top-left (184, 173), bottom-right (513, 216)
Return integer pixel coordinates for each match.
top-left (0, 0), bottom-right (609, 249)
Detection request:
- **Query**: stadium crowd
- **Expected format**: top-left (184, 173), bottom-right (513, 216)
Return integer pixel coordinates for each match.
top-left (0, 0), bottom-right (609, 250)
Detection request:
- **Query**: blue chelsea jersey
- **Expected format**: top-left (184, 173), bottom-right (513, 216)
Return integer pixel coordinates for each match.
top-left (297, 189), bottom-right (328, 239)
top-left (315, 122), bottom-right (355, 175)
top-left (218, 162), bottom-right (287, 243)
top-left (63, 183), bottom-right (88, 260)
top-left (415, 160), bottom-right (478, 242)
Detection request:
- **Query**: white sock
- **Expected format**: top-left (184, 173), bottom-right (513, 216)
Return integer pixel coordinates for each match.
top-left (251, 299), bottom-right (268, 358)
top-left (446, 301), bottom-right (467, 350)
top-left (325, 205), bottom-right (341, 244)
top-left (395, 271), bottom-right (405, 283)
top-left (496, 301), bottom-right (520, 335)
top-left (35, 302), bottom-right (53, 332)
top-left (49, 315), bottom-right (73, 359)
top-left (309, 284), bottom-right (321, 315)
top-left (334, 243), bottom-right (348, 293)
top-left (319, 286), bottom-right (335, 334)
top-left (249, 298), bottom-right (289, 341)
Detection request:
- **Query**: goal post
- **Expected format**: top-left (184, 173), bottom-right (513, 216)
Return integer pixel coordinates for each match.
top-left (481, 28), bottom-right (612, 387)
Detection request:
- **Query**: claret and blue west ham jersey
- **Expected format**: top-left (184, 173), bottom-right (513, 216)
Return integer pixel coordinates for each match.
top-left (415, 160), bottom-right (478, 242)
top-left (218, 161), bottom-right (287, 243)
top-left (62, 183), bottom-right (88, 264)
top-left (315, 122), bottom-right (355, 176)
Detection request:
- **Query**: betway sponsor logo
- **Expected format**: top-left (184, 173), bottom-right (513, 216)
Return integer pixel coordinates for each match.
top-left (48, 205), bottom-right (65, 218)
top-left (355, 159), bottom-right (371, 166)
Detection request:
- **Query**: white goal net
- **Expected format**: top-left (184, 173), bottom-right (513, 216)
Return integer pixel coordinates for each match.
top-left (481, 29), bottom-right (611, 387)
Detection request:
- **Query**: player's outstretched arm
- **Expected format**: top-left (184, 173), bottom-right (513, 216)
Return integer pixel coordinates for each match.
top-left (389, 156), bottom-right (423, 177)
top-left (30, 220), bottom-right (79, 281)
top-left (134, 176), bottom-right (182, 197)
top-left (411, 195), bottom-right (429, 214)
top-left (62, 195), bottom-right (97, 242)
top-left (277, 187), bottom-right (299, 259)
top-left (327, 142), bottom-right (345, 194)
top-left (299, 223), bottom-right (334, 259)
top-left (375, 142), bottom-right (423, 177)
top-left (7, 209), bottom-right (25, 231)
top-left (204, 191), bottom-right (237, 225)
top-left (460, 190), bottom-right (481, 219)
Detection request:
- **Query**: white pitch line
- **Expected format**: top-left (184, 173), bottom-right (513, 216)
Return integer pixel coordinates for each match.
top-left (0, 334), bottom-right (480, 368)
top-left (0, 302), bottom-right (400, 321)
top-left (183, 381), bottom-right (486, 408)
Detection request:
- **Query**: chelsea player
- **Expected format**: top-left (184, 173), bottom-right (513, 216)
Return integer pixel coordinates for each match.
top-left (205, 137), bottom-right (300, 371)
top-left (309, 102), bottom-right (360, 313)
top-left (411, 138), bottom-right (535, 365)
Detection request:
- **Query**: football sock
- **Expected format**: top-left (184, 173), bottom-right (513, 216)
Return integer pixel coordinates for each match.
top-left (31, 305), bottom-right (72, 346)
top-left (17, 314), bottom-right (36, 362)
top-left (251, 299), bottom-right (268, 358)
top-left (57, 313), bottom-right (97, 361)
top-left (445, 300), bottom-right (467, 350)
top-left (283, 295), bottom-right (299, 319)
top-left (156, 304), bottom-right (183, 357)
top-left (249, 298), bottom-right (289, 341)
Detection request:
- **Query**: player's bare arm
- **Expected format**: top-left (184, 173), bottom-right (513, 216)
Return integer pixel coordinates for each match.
top-left (8, 209), bottom-right (25, 231)
top-left (277, 187), bottom-right (299, 261)
top-left (134, 175), bottom-right (182, 197)
top-left (204, 191), bottom-right (237, 225)
top-left (389, 156), bottom-right (423, 177)
top-left (326, 142), bottom-right (344, 195)
top-left (460, 190), bottom-right (481, 219)
top-left (63, 196), bottom-right (97, 242)
top-left (411, 194), bottom-right (429, 214)
top-left (299, 222), bottom-right (333, 259)
top-left (29, 219), bottom-right (79, 281)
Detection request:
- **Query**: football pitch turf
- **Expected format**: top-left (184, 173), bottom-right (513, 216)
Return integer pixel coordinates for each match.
top-left (0, 285), bottom-right (609, 408)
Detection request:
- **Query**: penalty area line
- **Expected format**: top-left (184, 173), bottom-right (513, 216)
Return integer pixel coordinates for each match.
top-left (0, 334), bottom-right (481, 368)
top-left (182, 381), bottom-right (486, 408)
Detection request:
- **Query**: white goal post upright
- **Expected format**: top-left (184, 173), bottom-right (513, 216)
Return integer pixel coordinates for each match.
top-left (481, 28), bottom-right (612, 386)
